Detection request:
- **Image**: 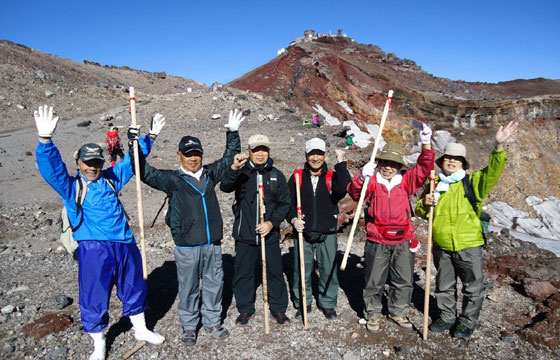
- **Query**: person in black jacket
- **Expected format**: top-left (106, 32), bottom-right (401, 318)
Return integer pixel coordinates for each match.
top-left (286, 138), bottom-right (351, 319)
top-left (220, 134), bottom-right (291, 327)
top-left (130, 109), bottom-right (243, 347)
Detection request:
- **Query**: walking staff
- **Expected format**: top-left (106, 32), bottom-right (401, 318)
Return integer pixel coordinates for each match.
top-left (340, 90), bottom-right (393, 271)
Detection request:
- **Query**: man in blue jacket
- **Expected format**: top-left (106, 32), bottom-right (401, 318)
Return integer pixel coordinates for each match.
top-left (34, 105), bottom-right (165, 360)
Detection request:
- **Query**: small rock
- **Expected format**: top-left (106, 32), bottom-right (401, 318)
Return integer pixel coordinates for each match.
top-left (358, 318), bottom-right (367, 325)
top-left (16, 104), bottom-right (26, 110)
top-left (7, 285), bottom-right (29, 295)
top-left (54, 294), bottom-right (72, 310)
top-left (2, 342), bottom-right (14, 353)
top-left (500, 228), bottom-right (510, 237)
top-left (211, 114), bottom-right (221, 120)
top-left (351, 332), bottom-right (359, 340)
top-left (35, 70), bottom-right (45, 80)
top-left (511, 240), bottom-right (521, 248)
top-left (95, 80), bottom-right (108, 88)
top-left (343, 351), bottom-right (359, 360)
top-left (394, 345), bottom-right (409, 355)
top-left (242, 109), bottom-right (251, 116)
top-left (1, 305), bottom-right (14, 314)
top-left (382, 349), bottom-right (391, 357)
top-left (235, 94), bottom-right (247, 101)
top-left (77, 120), bottom-right (91, 127)
top-left (257, 114), bottom-right (266, 122)
top-left (45, 91), bottom-right (55, 98)
top-left (523, 278), bottom-right (557, 301)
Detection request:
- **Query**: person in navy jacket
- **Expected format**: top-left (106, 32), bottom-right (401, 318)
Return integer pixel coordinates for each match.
top-left (34, 105), bottom-right (165, 360)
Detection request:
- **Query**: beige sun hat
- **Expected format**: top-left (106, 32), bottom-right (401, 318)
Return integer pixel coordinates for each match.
top-left (247, 134), bottom-right (270, 149)
top-left (305, 138), bottom-right (326, 153)
top-left (435, 142), bottom-right (470, 169)
top-left (376, 142), bottom-right (408, 168)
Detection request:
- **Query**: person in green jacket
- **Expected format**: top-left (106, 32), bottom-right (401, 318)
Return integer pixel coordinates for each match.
top-left (416, 121), bottom-right (518, 341)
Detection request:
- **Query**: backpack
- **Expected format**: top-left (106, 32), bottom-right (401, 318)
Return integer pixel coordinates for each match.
top-left (105, 131), bottom-right (121, 152)
top-left (293, 168), bottom-right (333, 193)
top-left (461, 176), bottom-right (492, 243)
top-left (59, 174), bottom-right (119, 256)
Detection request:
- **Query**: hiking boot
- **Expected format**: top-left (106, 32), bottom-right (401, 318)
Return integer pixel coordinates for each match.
top-left (271, 311), bottom-right (291, 326)
top-left (235, 312), bottom-right (255, 327)
top-left (429, 318), bottom-right (455, 333)
top-left (294, 305), bottom-right (312, 319)
top-left (453, 323), bottom-right (473, 341)
top-left (181, 329), bottom-right (197, 346)
top-left (322, 308), bottom-right (338, 319)
top-left (366, 318), bottom-right (380, 333)
top-left (204, 325), bottom-right (229, 340)
top-left (388, 315), bottom-right (413, 330)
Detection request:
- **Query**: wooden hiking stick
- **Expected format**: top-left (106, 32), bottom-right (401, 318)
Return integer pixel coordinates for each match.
top-left (340, 90), bottom-right (393, 271)
top-left (294, 172), bottom-right (309, 329)
top-left (257, 174), bottom-right (270, 335)
top-left (423, 170), bottom-right (436, 340)
top-left (130, 87), bottom-right (148, 280)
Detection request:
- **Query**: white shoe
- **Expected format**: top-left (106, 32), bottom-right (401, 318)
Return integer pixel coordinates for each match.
top-left (130, 312), bottom-right (165, 344)
top-left (88, 331), bottom-right (106, 360)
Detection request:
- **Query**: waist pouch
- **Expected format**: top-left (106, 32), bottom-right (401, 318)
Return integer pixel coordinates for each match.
top-left (375, 223), bottom-right (409, 241)
top-left (304, 231), bottom-right (327, 243)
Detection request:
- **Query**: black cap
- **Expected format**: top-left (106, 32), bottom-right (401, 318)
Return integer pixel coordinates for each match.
top-left (178, 136), bottom-right (203, 155)
top-left (77, 143), bottom-right (105, 162)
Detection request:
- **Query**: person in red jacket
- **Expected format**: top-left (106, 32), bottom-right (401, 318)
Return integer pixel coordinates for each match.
top-left (347, 125), bottom-right (434, 333)
top-left (105, 127), bottom-right (124, 166)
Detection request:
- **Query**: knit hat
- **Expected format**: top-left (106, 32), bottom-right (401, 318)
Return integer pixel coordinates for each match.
top-left (248, 134), bottom-right (270, 149)
top-left (435, 142), bottom-right (470, 170)
top-left (77, 143), bottom-right (105, 162)
top-left (376, 142), bottom-right (407, 167)
top-left (178, 136), bottom-right (203, 155)
top-left (305, 138), bottom-right (326, 153)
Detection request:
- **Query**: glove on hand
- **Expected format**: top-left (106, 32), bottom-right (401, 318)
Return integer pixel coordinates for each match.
top-left (420, 123), bottom-right (432, 145)
top-left (34, 105), bottom-right (59, 138)
top-left (127, 125), bottom-right (140, 147)
top-left (291, 218), bottom-right (305, 233)
top-left (361, 161), bottom-right (377, 180)
top-left (150, 113), bottom-right (166, 136)
top-left (225, 108), bottom-right (245, 131)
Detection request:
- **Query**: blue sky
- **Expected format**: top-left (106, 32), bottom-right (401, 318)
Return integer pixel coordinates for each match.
top-left (1, 0), bottom-right (558, 85)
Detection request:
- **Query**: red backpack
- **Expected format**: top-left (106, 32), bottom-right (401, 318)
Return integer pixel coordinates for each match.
top-left (293, 168), bottom-right (333, 194)
top-left (105, 131), bottom-right (120, 151)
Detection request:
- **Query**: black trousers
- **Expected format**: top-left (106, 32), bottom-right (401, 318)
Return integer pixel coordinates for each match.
top-left (233, 240), bottom-right (288, 314)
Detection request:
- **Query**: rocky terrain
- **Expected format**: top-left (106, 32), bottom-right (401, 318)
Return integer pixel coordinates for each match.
top-left (0, 38), bottom-right (559, 359)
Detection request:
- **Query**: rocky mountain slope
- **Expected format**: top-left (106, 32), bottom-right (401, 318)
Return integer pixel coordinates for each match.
top-left (0, 38), bottom-right (559, 359)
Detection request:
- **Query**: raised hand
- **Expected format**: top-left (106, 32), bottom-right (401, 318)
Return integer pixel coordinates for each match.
top-left (34, 105), bottom-right (59, 138)
top-left (231, 153), bottom-right (249, 170)
top-left (420, 123), bottom-right (433, 145)
top-left (335, 149), bottom-right (345, 163)
top-left (361, 161), bottom-right (377, 180)
top-left (225, 109), bottom-right (245, 131)
top-left (496, 121), bottom-right (519, 144)
top-left (150, 113), bottom-right (166, 137)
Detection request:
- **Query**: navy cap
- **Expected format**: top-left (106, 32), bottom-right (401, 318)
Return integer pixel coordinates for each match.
top-left (77, 143), bottom-right (105, 162)
top-left (178, 136), bottom-right (203, 155)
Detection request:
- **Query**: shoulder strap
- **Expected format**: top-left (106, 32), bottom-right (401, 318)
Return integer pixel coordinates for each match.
top-left (462, 175), bottom-right (478, 214)
top-left (325, 169), bottom-right (333, 193)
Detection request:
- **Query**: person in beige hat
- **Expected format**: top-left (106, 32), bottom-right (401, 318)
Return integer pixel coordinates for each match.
top-left (220, 134), bottom-right (292, 326)
top-left (347, 124), bottom-right (434, 333)
top-left (286, 137), bottom-right (352, 320)
top-left (416, 121), bottom-right (518, 341)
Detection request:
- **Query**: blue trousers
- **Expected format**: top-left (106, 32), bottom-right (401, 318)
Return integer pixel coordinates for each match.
top-left (77, 241), bottom-right (147, 333)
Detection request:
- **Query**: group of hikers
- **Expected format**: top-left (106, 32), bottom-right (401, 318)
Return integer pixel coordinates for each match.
top-left (34, 104), bottom-right (517, 359)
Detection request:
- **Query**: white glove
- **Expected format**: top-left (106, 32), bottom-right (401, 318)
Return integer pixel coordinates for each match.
top-left (420, 123), bottom-right (432, 145)
top-left (225, 109), bottom-right (245, 131)
top-left (291, 218), bottom-right (305, 233)
top-left (361, 161), bottom-right (377, 180)
top-left (150, 113), bottom-right (166, 136)
top-left (34, 105), bottom-right (59, 138)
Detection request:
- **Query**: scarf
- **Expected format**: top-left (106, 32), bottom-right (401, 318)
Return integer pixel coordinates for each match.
top-left (434, 169), bottom-right (465, 203)
top-left (180, 166), bottom-right (203, 181)
top-left (375, 170), bottom-right (403, 192)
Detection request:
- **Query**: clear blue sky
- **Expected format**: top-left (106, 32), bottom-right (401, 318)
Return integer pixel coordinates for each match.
top-left (1, 0), bottom-right (558, 85)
